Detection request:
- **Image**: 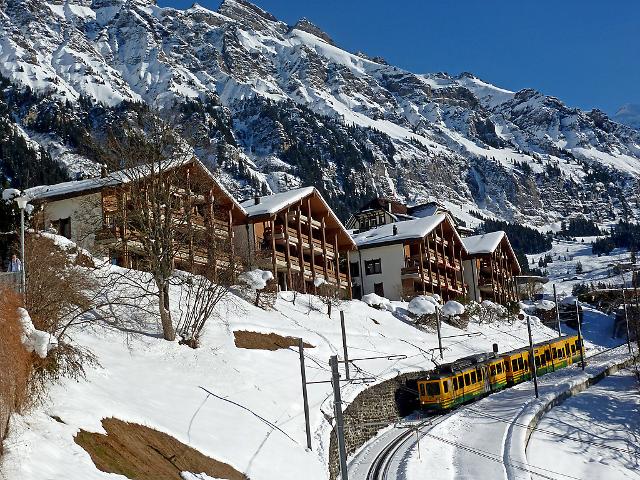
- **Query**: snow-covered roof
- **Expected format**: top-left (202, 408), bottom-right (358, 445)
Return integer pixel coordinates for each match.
top-left (354, 214), bottom-right (464, 249)
top-left (241, 186), bottom-right (315, 217)
top-left (24, 158), bottom-right (245, 214)
top-left (462, 231), bottom-right (506, 255)
top-left (242, 187), bottom-right (356, 248)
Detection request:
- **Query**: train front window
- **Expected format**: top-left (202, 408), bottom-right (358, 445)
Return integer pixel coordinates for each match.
top-left (464, 373), bottom-right (471, 386)
top-left (517, 358), bottom-right (524, 370)
top-left (425, 382), bottom-right (441, 396)
top-left (490, 365), bottom-right (496, 376)
top-left (512, 359), bottom-right (518, 371)
top-left (458, 375), bottom-right (464, 388)
top-left (497, 363), bottom-right (503, 374)
top-left (443, 381), bottom-right (449, 393)
top-left (419, 383), bottom-right (426, 396)
top-left (470, 371), bottom-right (477, 383)
top-left (453, 377), bottom-right (458, 390)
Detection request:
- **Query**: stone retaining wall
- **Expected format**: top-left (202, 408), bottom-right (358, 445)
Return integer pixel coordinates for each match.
top-left (328, 370), bottom-right (426, 480)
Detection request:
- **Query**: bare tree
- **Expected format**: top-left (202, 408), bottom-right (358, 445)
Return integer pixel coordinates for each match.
top-left (102, 113), bottom-right (195, 341)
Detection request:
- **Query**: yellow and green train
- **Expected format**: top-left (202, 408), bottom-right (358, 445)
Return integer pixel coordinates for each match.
top-left (416, 335), bottom-right (584, 412)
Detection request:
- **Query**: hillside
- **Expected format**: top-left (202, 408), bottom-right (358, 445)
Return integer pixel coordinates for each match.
top-left (0, 235), bottom-right (567, 480)
top-left (0, 0), bottom-right (639, 224)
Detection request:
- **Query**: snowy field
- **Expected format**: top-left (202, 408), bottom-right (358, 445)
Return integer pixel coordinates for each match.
top-left (528, 368), bottom-right (640, 480)
top-left (0, 261), bottom-right (561, 480)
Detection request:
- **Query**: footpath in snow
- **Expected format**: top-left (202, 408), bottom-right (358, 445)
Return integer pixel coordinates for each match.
top-left (527, 368), bottom-right (640, 480)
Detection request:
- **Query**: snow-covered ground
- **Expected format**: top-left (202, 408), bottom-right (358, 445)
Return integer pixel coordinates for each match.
top-left (0, 259), bottom-right (561, 480)
top-left (527, 368), bottom-right (640, 480)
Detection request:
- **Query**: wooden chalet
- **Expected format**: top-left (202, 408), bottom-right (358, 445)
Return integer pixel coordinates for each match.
top-left (237, 187), bottom-right (357, 296)
top-left (27, 159), bottom-right (246, 274)
top-left (346, 197), bottom-right (412, 233)
top-left (352, 214), bottom-right (467, 301)
top-left (462, 231), bottom-right (521, 304)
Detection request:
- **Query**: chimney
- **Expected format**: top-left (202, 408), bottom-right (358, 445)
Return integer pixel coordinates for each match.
top-left (101, 164), bottom-right (107, 178)
top-left (254, 196), bottom-right (261, 205)
top-left (393, 224), bottom-right (398, 236)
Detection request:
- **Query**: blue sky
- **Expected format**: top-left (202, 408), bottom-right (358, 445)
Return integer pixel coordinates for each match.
top-left (158, 0), bottom-right (639, 115)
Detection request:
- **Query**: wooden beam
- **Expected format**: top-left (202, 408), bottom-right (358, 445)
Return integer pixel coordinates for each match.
top-left (270, 218), bottom-right (277, 282)
top-left (346, 249), bottom-right (353, 300)
top-left (307, 198), bottom-right (317, 292)
top-left (439, 223), bottom-right (449, 298)
top-left (334, 234), bottom-right (341, 290)
top-left (418, 240), bottom-right (426, 295)
top-left (321, 216), bottom-right (329, 281)
top-left (297, 205), bottom-right (306, 293)
top-left (283, 208), bottom-right (292, 290)
top-left (425, 235), bottom-right (434, 294)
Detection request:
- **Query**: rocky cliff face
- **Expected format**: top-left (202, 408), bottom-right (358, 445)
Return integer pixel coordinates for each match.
top-left (1, 0), bottom-right (639, 226)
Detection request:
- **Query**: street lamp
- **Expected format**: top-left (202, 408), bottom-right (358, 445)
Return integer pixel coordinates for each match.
top-left (14, 195), bottom-right (29, 296)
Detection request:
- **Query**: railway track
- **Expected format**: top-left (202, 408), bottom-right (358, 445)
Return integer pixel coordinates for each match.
top-left (365, 413), bottom-right (453, 480)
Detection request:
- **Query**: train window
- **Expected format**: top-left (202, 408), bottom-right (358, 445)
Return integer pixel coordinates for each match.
top-left (458, 376), bottom-right (464, 388)
top-left (512, 359), bottom-right (518, 371)
top-left (470, 371), bottom-right (477, 383)
top-left (552, 348), bottom-right (557, 359)
top-left (419, 383), bottom-right (426, 396)
top-left (524, 359), bottom-right (528, 370)
top-left (425, 382), bottom-right (440, 396)
top-left (518, 358), bottom-right (524, 370)
top-left (504, 361), bottom-right (510, 372)
top-left (443, 381), bottom-right (449, 393)
top-left (545, 351), bottom-right (551, 362)
top-left (477, 370), bottom-right (483, 381)
top-left (541, 355), bottom-right (547, 366)
top-left (571, 344), bottom-right (576, 354)
top-left (535, 356), bottom-right (541, 367)
top-left (464, 373), bottom-right (471, 386)
top-left (565, 345), bottom-right (570, 356)
top-left (490, 365), bottom-right (496, 376)
top-left (453, 377), bottom-right (458, 390)
top-left (497, 363), bottom-right (503, 374)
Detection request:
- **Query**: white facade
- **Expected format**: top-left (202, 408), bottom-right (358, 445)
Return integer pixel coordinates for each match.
top-left (38, 193), bottom-right (102, 253)
top-left (351, 243), bottom-right (406, 301)
top-left (463, 259), bottom-right (481, 302)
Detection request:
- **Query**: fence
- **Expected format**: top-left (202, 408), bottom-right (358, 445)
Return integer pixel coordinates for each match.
top-left (0, 272), bottom-right (21, 293)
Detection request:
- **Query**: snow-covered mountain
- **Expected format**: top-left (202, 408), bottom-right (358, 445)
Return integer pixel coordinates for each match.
top-left (614, 104), bottom-right (640, 131)
top-left (1, 0), bottom-right (640, 225)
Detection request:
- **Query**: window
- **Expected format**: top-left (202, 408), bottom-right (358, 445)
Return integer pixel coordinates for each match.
top-left (425, 382), bottom-right (440, 396)
top-left (545, 351), bottom-right (551, 362)
top-left (541, 355), bottom-right (547, 366)
top-left (477, 369), bottom-right (483, 381)
top-left (497, 363), bottom-right (503, 374)
top-left (374, 282), bottom-right (385, 297)
top-left (535, 356), bottom-right (541, 367)
top-left (490, 365), bottom-right (496, 376)
top-left (524, 359), bottom-right (528, 370)
top-left (350, 262), bottom-right (360, 278)
top-left (464, 373), bottom-right (471, 386)
top-left (552, 348), bottom-right (557, 359)
top-left (443, 381), bottom-right (449, 393)
top-left (512, 359), bottom-right (518, 371)
top-left (378, 215), bottom-right (385, 225)
top-left (571, 344), bottom-right (576, 354)
top-left (365, 259), bottom-right (382, 275)
top-left (458, 376), bottom-right (464, 388)
top-left (419, 383), bottom-right (426, 397)
top-left (517, 358), bottom-right (524, 371)
top-left (453, 377), bottom-right (458, 390)
top-left (505, 361), bottom-right (510, 372)
top-left (470, 371), bottom-right (477, 384)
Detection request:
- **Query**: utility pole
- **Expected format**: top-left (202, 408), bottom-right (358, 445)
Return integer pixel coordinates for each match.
top-left (298, 338), bottom-right (312, 450)
top-left (553, 284), bottom-right (562, 336)
top-left (575, 300), bottom-right (585, 370)
top-left (330, 355), bottom-right (348, 480)
top-left (622, 288), bottom-right (632, 354)
top-left (340, 311), bottom-right (350, 380)
top-left (524, 313), bottom-right (539, 398)
top-left (436, 308), bottom-right (443, 359)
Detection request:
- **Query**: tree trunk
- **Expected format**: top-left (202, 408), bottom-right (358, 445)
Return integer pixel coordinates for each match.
top-left (158, 281), bottom-right (175, 341)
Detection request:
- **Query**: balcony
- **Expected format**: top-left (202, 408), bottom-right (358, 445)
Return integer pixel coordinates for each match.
top-left (274, 251), bottom-right (348, 286)
top-left (265, 226), bottom-right (336, 258)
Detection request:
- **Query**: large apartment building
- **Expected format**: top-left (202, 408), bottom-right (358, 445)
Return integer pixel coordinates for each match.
top-left (351, 214), bottom-right (467, 301)
top-left (236, 187), bottom-right (357, 296)
top-left (462, 231), bottom-right (521, 304)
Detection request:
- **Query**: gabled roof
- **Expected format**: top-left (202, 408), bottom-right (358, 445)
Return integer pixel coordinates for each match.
top-left (462, 230), bottom-right (521, 273)
top-left (241, 186), bottom-right (315, 217)
top-left (462, 231), bottom-right (506, 255)
top-left (359, 197), bottom-right (408, 215)
top-left (242, 187), bottom-right (356, 249)
top-left (353, 213), bottom-right (466, 251)
top-left (24, 158), bottom-right (246, 214)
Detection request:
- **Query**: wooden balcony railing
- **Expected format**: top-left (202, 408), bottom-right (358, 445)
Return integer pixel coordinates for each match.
top-left (265, 226), bottom-right (336, 258)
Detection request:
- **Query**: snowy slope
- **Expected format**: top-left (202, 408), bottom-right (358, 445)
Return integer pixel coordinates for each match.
top-left (0, 260), bottom-right (562, 480)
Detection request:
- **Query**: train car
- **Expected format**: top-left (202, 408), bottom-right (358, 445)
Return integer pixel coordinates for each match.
top-left (416, 334), bottom-right (584, 412)
top-left (416, 352), bottom-right (507, 412)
